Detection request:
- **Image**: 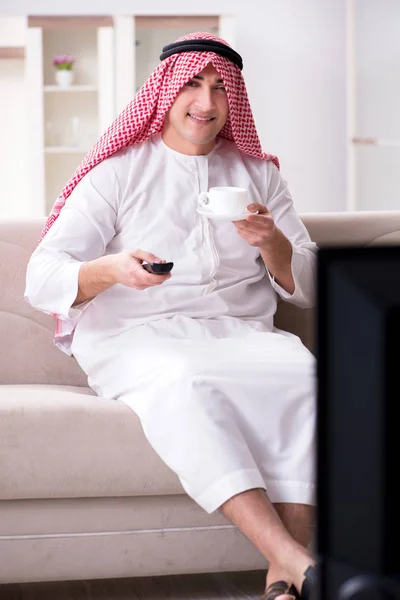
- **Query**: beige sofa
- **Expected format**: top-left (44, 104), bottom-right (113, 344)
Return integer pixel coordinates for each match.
top-left (1, 211), bottom-right (400, 585)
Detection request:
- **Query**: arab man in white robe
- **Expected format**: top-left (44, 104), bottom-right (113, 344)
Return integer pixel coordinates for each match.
top-left (25, 31), bottom-right (318, 600)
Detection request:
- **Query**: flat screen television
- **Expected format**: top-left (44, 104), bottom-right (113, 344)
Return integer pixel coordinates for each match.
top-left (316, 246), bottom-right (400, 600)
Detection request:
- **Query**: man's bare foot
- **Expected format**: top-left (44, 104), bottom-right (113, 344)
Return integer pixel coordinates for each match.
top-left (261, 578), bottom-right (298, 600)
top-left (262, 565), bottom-right (298, 600)
top-left (263, 555), bottom-right (316, 600)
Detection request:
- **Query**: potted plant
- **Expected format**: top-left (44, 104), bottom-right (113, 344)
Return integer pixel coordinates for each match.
top-left (53, 55), bottom-right (75, 87)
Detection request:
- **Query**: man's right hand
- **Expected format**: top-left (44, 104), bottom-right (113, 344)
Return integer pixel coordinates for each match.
top-left (73, 250), bottom-right (171, 307)
top-left (108, 249), bottom-right (172, 290)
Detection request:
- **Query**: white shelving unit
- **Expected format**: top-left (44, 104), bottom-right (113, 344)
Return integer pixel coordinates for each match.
top-left (26, 16), bottom-right (114, 216)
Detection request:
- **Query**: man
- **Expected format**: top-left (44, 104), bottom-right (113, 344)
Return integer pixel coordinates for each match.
top-left (25, 32), bottom-right (317, 600)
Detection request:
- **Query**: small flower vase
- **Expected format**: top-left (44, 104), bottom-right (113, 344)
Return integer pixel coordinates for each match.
top-left (55, 69), bottom-right (74, 88)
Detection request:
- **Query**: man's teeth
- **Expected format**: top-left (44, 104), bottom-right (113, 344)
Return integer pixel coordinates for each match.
top-left (189, 114), bottom-right (213, 121)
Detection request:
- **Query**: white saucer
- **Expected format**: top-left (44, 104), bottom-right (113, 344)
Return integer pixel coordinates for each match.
top-left (196, 207), bottom-right (259, 222)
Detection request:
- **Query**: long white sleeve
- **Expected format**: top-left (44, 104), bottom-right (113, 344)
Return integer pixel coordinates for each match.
top-left (25, 161), bottom-right (119, 320)
top-left (264, 163), bottom-right (318, 309)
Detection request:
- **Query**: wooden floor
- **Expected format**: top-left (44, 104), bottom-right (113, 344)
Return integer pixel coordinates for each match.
top-left (0, 571), bottom-right (266, 600)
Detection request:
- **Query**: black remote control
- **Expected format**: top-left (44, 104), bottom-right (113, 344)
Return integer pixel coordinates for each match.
top-left (142, 262), bottom-right (174, 274)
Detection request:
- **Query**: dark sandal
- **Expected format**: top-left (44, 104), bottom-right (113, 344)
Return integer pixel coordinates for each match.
top-left (261, 579), bottom-right (301, 600)
top-left (300, 565), bottom-right (317, 600)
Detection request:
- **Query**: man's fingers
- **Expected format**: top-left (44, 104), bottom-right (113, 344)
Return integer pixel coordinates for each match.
top-left (245, 214), bottom-right (267, 224)
top-left (136, 274), bottom-right (171, 289)
top-left (129, 249), bottom-right (171, 286)
top-left (247, 202), bottom-right (269, 214)
top-left (130, 249), bottom-right (166, 264)
top-left (137, 267), bottom-right (170, 284)
top-left (235, 221), bottom-right (269, 234)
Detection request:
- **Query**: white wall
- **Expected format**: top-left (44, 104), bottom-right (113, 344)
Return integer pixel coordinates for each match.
top-left (0, 17), bottom-right (30, 218)
top-left (0, 58), bottom-right (30, 218)
top-left (238, 1), bottom-right (347, 212)
top-left (0, 0), bottom-right (348, 214)
top-left (354, 0), bottom-right (400, 211)
top-left (0, 16), bottom-right (26, 45)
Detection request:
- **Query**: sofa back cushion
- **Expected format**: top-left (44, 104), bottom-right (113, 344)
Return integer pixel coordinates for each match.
top-left (2, 211), bottom-right (400, 385)
top-left (0, 219), bottom-right (88, 386)
top-left (0, 218), bottom-right (315, 385)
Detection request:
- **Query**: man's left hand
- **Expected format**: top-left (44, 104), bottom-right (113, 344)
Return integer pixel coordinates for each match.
top-left (233, 202), bottom-right (277, 249)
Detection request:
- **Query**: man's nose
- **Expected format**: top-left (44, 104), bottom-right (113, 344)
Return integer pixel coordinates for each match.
top-left (196, 87), bottom-right (216, 112)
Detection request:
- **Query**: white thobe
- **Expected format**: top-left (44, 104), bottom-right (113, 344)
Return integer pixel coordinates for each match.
top-left (25, 133), bottom-right (317, 513)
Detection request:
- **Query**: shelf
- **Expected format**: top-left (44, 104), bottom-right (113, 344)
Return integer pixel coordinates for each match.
top-left (26, 18), bottom-right (116, 216)
top-left (0, 47), bottom-right (25, 59)
top-left (43, 85), bottom-right (98, 93)
top-left (45, 146), bottom-right (90, 154)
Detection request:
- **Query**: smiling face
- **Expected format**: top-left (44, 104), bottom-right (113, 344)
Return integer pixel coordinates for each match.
top-left (162, 63), bottom-right (229, 155)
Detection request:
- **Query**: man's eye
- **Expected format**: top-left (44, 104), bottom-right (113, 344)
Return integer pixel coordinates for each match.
top-left (185, 81), bottom-right (197, 87)
top-left (216, 86), bottom-right (226, 91)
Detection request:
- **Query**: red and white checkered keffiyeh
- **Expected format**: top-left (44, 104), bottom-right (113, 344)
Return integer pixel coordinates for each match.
top-left (37, 31), bottom-right (279, 344)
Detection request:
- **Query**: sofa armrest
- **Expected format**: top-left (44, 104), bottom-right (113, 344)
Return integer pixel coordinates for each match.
top-left (301, 210), bottom-right (400, 247)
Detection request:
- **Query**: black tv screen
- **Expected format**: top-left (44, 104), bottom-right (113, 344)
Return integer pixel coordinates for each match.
top-left (316, 247), bottom-right (400, 600)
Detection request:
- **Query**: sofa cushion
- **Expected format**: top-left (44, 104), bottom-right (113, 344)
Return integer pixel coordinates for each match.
top-left (3, 213), bottom-right (400, 384)
top-left (0, 219), bottom-right (88, 386)
top-left (0, 385), bottom-right (184, 500)
top-left (0, 218), bottom-right (316, 384)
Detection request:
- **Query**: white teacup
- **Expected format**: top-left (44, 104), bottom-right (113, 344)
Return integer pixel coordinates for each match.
top-left (198, 187), bottom-right (249, 216)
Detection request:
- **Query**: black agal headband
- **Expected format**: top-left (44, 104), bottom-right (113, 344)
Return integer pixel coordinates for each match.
top-left (160, 39), bottom-right (243, 71)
